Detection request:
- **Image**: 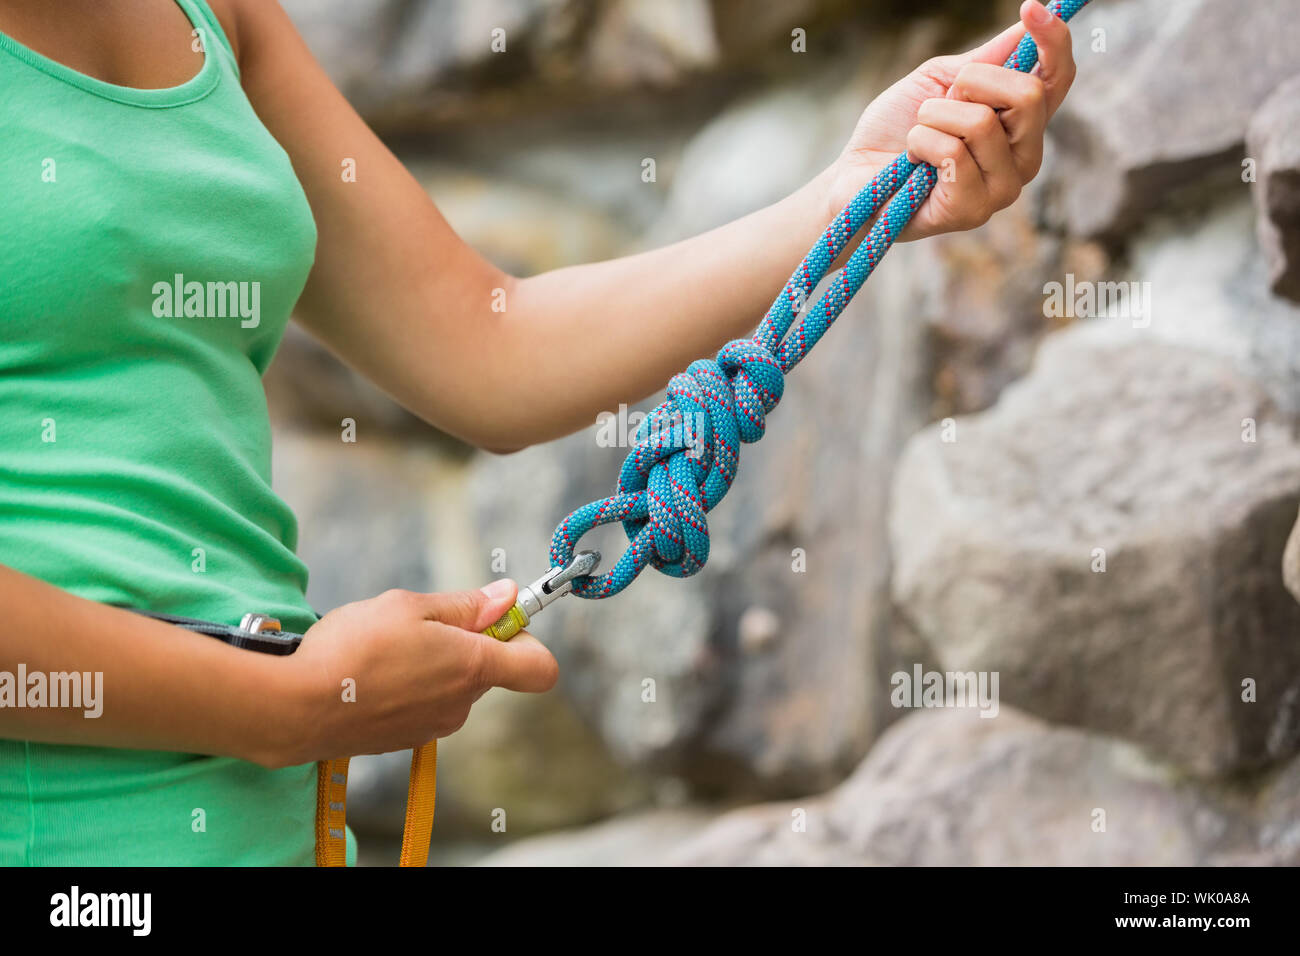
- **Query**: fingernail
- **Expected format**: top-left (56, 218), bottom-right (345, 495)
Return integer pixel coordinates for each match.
top-left (1028, 1), bottom-right (1052, 25)
top-left (480, 578), bottom-right (514, 600)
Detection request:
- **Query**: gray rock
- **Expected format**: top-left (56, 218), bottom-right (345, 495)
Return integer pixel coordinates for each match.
top-left (410, 160), bottom-right (636, 274)
top-left (675, 708), bottom-right (1257, 866)
top-left (643, 80), bottom-right (850, 244)
top-left (922, 164), bottom-right (1100, 417)
top-left (1048, 0), bottom-right (1300, 238)
top-left (1118, 200), bottom-right (1300, 418)
top-left (431, 680), bottom-right (651, 838)
top-left (269, 431), bottom-right (449, 610)
top-left (890, 328), bottom-right (1300, 775)
top-left (480, 707), bottom-right (1300, 866)
top-left (1247, 74), bottom-right (1300, 304)
top-left (281, 0), bottom-right (582, 123)
top-left (282, 0), bottom-right (728, 129)
top-left (1285, 509), bottom-right (1300, 605)
top-left (1255, 749), bottom-right (1300, 864)
top-left (584, 0), bottom-right (719, 89)
top-left (709, 0), bottom-right (867, 62)
top-left (347, 685), bottom-right (650, 841)
top-left (477, 808), bottom-right (711, 866)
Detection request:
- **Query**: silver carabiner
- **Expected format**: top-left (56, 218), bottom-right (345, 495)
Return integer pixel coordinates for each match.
top-left (483, 549), bottom-right (601, 640)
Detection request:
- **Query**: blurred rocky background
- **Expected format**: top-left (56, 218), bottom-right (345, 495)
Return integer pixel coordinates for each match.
top-left (264, 0), bottom-right (1300, 864)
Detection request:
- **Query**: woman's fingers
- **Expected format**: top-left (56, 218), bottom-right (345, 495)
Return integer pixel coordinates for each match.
top-left (471, 631), bottom-right (560, 694)
top-left (920, 0), bottom-right (1076, 190)
top-left (905, 124), bottom-right (990, 229)
top-left (1019, 0), bottom-right (1078, 116)
top-left (948, 63), bottom-right (1047, 182)
top-left (916, 98), bottom-right (1021, 209)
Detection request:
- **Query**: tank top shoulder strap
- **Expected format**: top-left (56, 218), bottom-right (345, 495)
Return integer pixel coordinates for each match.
top-left (178, 0), bottom-right (240, 78)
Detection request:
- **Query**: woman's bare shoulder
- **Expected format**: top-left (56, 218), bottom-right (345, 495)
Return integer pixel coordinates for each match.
top-left (205, 0), bottom-right (308, 76)
top-left (204, 0), bottom-right (245, 65)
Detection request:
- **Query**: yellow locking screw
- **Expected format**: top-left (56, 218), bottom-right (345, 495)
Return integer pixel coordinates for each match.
top-left (481, 549), bottom-right (601, 641)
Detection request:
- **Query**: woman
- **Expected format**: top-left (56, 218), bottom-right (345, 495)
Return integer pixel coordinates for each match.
top-left (0, 0), bottom-right (1076, 864)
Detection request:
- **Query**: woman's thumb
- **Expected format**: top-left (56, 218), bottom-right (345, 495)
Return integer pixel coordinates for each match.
top-left (420, 580), bottom-right (518, 631)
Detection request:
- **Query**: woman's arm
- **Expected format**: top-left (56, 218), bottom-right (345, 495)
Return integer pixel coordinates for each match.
top-left (224, 0), bottom-right (1074, 451)
top-left (0, 564), bottom-right (300, 763)
top-left (0, 564), bottom-right (555, 766)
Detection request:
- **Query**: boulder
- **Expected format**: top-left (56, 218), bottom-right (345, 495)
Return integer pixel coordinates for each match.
top-left (922, 156), bottom-right (1108, 417)
top-left (432, 678), bottom-right (651, 837)
top-left (1047, 0), bottom-right (1300, 238)
top-left (1119, 200), bottom-right (1300, 418)
top-left (281, 0), bottom-right (728, 129)
top-left (890, 327), bottom-right (1300, 775)
top-left (280, 0), bottom-right (947, 132)
top-left (477, 808), bottom-right (712, 866)
top-left (480, 707), bottom-right (1300, 866)
top-left (1254, 748), bottom-right (1300, 864)
top-left (674, 708), bottom-right (1258, 866)
top-left (269, 431), bottom-right (447, 609)
top-left (1247, 74), bottom-right (1300, 304)
top-left (584, 0), bottom-right (719, 89)
top-left (1284, 511), bottom-right (1300, 605)
top-left (280, 0), bottom-right (584, 124)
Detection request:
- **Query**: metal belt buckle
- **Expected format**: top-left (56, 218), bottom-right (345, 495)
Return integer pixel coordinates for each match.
top-left (233, 612), bottom-right (301, 655)
top-left (239, 612), bottom-right (283, 635)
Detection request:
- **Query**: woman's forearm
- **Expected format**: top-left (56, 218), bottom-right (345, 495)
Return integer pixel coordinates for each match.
top-left (0, 565), bottom-right (302, 767)
top-left (489, 164), bottom-right (845, 448)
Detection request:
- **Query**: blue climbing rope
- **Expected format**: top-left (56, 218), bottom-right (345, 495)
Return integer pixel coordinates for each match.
top-left (551, 0), bottom-right (1092, 599)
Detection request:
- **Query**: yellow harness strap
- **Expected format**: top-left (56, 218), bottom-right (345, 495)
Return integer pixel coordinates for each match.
top-left (314, 757), bottom-right (350, 866)
top-left (399, 741), bottom-right (438, 866)
top-left (315, 744), bottom-right (436, 867)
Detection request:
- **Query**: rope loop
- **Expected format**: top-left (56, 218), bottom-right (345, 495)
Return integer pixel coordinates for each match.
top-left (551, 0), bottom-right (1091, 599)
top-left (550, 340), bottom-right (786, 597)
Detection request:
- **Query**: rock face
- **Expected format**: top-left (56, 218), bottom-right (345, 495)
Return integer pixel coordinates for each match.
top-left (673, 709), bottom-right (1255, 866)
top-left (279, 0), bottom-right (879, 131)
top-left (477, 808), bottom-right (713, 866)
top-left (1049, 0), bottom-right (1300, 238)
top-left (482, 707), bottom-right (1300, 866)
top-left (922, 178), bottom-right (1108, 419)
top-left (1121, 201), bottom-right (1300, 419)
top-left (890, 329), bottom-right (1300, 776)
top-left (1248, 74), bottom-right (1300, 304)
top-left (279, 0), bottom-right (590, 125)
top-left (1285, 513), bottom-right (1300, 606)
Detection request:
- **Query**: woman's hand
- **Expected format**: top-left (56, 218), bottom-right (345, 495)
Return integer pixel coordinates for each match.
top-left (828, 0), bottom-right (1077, 241)
top-left (282, 580), bottom-right (558, 764)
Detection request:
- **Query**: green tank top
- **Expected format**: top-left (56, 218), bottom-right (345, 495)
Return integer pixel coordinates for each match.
top-left (0, 0), bottom-right (342, 864)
